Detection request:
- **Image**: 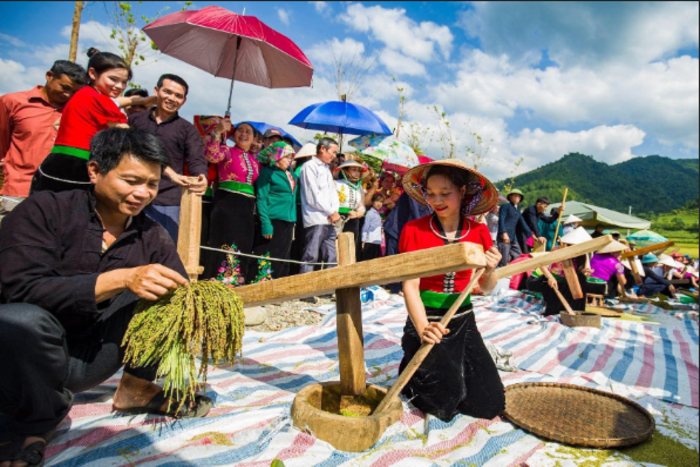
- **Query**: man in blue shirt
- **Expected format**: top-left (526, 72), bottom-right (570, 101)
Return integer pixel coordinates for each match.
top-left (497, 189), bottom-right (538, 266)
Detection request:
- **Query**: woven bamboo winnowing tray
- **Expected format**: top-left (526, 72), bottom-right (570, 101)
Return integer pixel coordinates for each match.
top-left (503, 383), bottom-right (655, 448)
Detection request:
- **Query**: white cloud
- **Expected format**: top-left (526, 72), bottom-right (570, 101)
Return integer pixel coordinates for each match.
top-left (379, 49), bottom-right (426, 77)
top-left (460, 2), bottom-right (699, 68)
top-left (0, 32), bottom-right (27, 47)
top-left (432, 50), bottom-right (699, 149)
top-left (309, 1), bottom-right (329, 14)
top-left (0, 58), bottom-right (47, 95)
top-left (340, 3), bottom-right (453, 62)
top-left (277, 8), bottom-right (291, 25)
top-left (307, 37), bottom-right (366, 66)
top-left (510, 125), bottom-right (646, 168)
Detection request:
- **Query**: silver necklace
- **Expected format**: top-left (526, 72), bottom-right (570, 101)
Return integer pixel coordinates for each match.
top-left (430, 216), bottom-right (470, 242)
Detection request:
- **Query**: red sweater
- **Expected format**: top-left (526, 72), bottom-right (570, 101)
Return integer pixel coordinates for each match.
top-left (54, 86), bottom-right (126, 150)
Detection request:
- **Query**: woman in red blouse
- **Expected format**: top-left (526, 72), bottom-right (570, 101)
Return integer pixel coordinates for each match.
top-left (398, 159), bottom-right (504, 422)
top-left (31, 48), bottom-right (154, 193)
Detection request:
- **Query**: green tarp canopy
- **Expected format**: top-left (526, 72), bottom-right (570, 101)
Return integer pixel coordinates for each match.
top-left (548, 200), bottom-right (652, 230)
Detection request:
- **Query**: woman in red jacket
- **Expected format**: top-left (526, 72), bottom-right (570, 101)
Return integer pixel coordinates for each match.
top-left (31, 48), bottom-right (154, 193)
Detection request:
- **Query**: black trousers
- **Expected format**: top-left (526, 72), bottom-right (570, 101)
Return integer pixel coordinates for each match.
top-left (362, 243), bottom-right (382, 261)
top-left (0, 292), bottom-right (156, 439)
top-left (399, 306), bottom-right (505, 422)
top-left (249, 219), bottom-right (295, 280)
top-left (288, 204), bottom-right (305, 276)
top-left (342, 217), bottom-right (362, 262)
top-left (526, 274), bottom-right (607, 316)
top-left (203, 190), bottom-right (256, 280)
top-left (30, 152), bottom-right (92, 194)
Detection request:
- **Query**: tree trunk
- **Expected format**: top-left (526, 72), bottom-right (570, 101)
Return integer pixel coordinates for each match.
top-left (68, 1), bottom-right (84, 62)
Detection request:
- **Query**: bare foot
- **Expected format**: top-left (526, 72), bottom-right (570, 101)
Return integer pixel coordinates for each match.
top-left (0, 436), bottom-right (45, 467)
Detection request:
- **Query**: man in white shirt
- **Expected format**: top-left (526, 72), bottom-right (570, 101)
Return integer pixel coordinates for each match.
top-left (299, 137), bottom-right (340, 274)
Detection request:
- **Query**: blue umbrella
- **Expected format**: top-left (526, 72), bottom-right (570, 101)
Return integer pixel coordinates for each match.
top-left (235, 121), bottom-right (302, 150)
top-left (288, 101), bottom-right (392, 136)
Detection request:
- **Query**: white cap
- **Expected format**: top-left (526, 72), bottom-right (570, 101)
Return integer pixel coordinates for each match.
top-left (560, 226), bottom-right (592, 245)
top-left (564, 214), bottom-right (583, 224)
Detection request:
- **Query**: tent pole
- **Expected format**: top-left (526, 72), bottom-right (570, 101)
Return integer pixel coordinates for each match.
top-left (224, 36), bottom-right (243, 118)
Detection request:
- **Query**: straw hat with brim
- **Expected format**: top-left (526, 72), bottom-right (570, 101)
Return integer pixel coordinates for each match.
top-left (402, 159), bottom-right (498, 217)
top-left (621, 259), bottom-right (632, 270)
top-left (333, 159), bottom-right (368, 173)
top-left (564, 214), bottom-right (583, 224)
top-left (560, 226), bottom-right (592, 245)
top-left (641, 254), bottom-right (659, 264)
top-left (295, 142), bottom-right (316, 159)
top-left (597, 240), bottom-right (629, 254)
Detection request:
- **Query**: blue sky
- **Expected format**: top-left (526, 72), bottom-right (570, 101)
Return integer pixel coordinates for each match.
top-left (1, 1), bottom-right (698, 181)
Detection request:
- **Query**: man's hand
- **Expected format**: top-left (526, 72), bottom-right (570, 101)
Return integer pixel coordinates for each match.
top-left (166, 172), bottom-right (207, 196)
top-left (548, 277), bottom-right (558, 290)
top-left (502, 233), bottom-right (510, 244)
top-left (188, 174), bottom-right (207, 195)
top-left (125, 264), bottom-right (188, 301)
top-left (328, 212), bottom-right (341, 224)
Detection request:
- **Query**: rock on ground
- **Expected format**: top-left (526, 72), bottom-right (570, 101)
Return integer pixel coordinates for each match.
top-left (246, 296), bottom-right (335, 332)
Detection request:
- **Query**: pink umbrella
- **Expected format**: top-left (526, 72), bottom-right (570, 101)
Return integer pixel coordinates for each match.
top-left (417, 155), bottom-right (435, 164)
top-left (143, 6), bottom-right (313, 116)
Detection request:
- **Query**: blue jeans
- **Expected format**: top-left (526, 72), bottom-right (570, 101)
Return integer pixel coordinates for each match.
top-left (299, 224), bottom-right (337, 274)
top-left (144, 204), bottom-right (180, 243)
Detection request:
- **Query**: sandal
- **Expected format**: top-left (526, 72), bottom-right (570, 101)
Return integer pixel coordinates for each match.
top-left (0, 429), bottom-right (55, 467)
top-left (114, 392), bottom-right (212, 419)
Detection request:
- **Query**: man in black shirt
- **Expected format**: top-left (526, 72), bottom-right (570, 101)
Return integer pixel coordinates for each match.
top-left (591, 223), bottom-right (606, 238)
top-left (521, 196), bottom-right (559, 252)
top-left (129, 74), bottom-right (207, 242)
top-left (0, 128), bottom-right (211, 466)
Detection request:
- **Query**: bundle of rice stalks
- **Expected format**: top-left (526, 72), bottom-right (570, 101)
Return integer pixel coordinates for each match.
top-left (122, 281), bottom-right (245, 411)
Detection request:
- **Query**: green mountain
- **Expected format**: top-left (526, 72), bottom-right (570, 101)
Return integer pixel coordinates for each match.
top-left (495, 153), bottom-right (699, 215)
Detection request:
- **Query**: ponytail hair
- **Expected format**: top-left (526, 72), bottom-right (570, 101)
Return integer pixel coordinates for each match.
top-left (86, 47), bottom-right (132, 84)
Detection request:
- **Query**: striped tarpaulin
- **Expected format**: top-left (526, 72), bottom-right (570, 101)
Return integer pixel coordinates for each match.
top-left (44, 293), bottom-right (698, 466)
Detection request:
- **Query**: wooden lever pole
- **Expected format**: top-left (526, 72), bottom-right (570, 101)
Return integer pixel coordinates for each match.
top-left (620, 241), bottom-right (674, 260)
top-left (176, 178), bottom-right (204, 281)
top-left (372, 268), bottom-right (485, 416)
top-left (552, 188), bottom-right (568, 248)
top-left (553, 286), bottom-right (576, 315)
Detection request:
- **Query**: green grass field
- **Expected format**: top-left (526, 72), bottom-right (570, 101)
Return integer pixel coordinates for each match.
top-left (635, 209), bottom-right (699, 257)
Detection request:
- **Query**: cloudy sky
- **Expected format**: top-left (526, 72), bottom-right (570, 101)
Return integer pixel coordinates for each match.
top-left (0, 1), bottom-right (697, 181)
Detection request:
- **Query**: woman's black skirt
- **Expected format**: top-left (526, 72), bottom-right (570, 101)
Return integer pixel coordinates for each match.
top-left (250, 219), bottom-right (295, 280)
top-left (399, 304), bottom-right (505, 422)
top-left (30, 152), bottom-right (92, 194)
top-left (203, 189), bottom-right (256, 280)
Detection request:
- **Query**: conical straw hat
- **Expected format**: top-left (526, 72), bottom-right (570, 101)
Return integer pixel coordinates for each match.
top-left (658, 254), bottom-right (683, 268)
top-left (402, 159), bottom-right (498, 217)
top-left (560, 226), bottom-right (592, 245)
top-left (295, 142), bottom-right (316, 159)
top-left (564, 214), bottom-right (583, 224)
top-left (597, 240), bottom-right (629, 254)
